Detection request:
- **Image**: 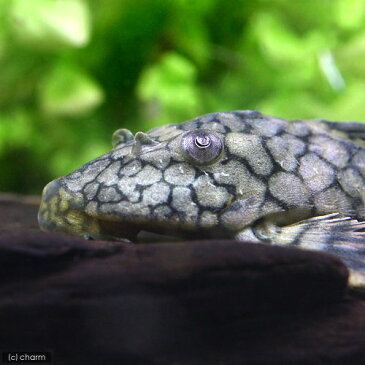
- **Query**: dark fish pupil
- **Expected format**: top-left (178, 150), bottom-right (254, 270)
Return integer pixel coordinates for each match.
top-left (195, 135), bottom-right (211, 148)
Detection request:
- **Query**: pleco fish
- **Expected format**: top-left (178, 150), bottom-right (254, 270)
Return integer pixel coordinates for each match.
top-left (38, 111), bottom-right (365, 286)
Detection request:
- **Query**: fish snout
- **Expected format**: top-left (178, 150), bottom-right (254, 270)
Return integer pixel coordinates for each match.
top-left (38, 178), bottom-right (91, 236)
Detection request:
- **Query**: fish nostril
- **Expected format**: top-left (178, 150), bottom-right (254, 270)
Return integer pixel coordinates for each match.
top-left (134, 131), bottom-right (157, 145)
top-left (132, 132), bottom-right (158, 155)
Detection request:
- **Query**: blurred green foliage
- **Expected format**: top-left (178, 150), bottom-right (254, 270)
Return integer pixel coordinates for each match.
top-left (1, 0), bottom-right (365, 194)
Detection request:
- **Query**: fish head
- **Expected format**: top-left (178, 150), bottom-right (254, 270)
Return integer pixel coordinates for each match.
top-left (38, 110), bottom-right (291, 241)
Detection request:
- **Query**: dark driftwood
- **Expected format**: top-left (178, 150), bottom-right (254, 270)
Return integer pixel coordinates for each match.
top-left (0, 195), bottom-right (365, 365)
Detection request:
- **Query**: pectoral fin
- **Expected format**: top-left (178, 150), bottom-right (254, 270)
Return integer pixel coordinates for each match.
top-left (240, 213), bottom-right (365, 287)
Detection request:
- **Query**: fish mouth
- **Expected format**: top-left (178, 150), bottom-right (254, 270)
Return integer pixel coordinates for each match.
top-left (88, 218), bottom-right (184, 243)
top-left (85, 218), bottom-right (143, 242)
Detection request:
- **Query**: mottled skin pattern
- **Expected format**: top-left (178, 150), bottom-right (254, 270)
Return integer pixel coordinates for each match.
top-left (38, 111), bottom-right (365, 286)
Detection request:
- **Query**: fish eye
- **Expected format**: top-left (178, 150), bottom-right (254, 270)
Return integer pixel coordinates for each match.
top-left (180, 130), bottom-right (223, 165)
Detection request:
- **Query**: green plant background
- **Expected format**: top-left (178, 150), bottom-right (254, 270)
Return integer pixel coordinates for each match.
top-left (1, 0), bottom-right (365, 195)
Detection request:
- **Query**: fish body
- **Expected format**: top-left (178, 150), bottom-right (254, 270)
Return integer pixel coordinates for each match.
top-left (38, 111), bottom-right (365, 286)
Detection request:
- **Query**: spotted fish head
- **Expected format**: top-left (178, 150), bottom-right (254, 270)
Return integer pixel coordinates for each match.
top-left (42, 109), bottom-right (358, 242)
top-left (39, 110), bottom-right (289, 241)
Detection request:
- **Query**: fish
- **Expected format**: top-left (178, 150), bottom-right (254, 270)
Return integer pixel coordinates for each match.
top-left (38, 110), bottom-right (365, 286)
